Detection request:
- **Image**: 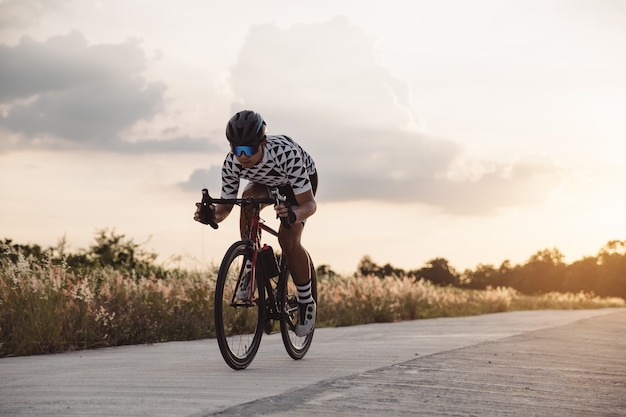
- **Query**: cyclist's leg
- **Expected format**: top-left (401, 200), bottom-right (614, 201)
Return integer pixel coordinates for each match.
top-left (278, 222), bottom-right (310, 286)
top-left (276, 174), bottom-right (317, 286)
top-left (277, 177), bottom-right (318, 336)
top-left (279, 223), bottom-right (315, 336)
top-left (239, 182), bottom-right (269, 239)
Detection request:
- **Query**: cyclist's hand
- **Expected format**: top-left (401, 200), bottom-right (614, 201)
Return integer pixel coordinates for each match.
top-left (274, 203), bottom-right (296, 226)
top-left (194, 202), bottom-right (218, 228)
top-left (194, 202), bottom-right (202, 222)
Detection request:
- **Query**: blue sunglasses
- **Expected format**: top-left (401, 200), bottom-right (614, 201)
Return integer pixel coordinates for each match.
top-left (232, 144), bottom-right (259, 157)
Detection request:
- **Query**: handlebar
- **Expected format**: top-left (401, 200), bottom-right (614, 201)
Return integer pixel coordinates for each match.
top-left (198, 188), bottom-right (294, 230)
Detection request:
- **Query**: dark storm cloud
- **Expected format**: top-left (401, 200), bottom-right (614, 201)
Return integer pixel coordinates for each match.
top-left (217, 17), bottom-right (563, 213)
top-left (0, 31), bottom-right (210, 153)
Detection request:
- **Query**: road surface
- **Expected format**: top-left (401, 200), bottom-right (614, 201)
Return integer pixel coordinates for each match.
top-left (1, 308), bottom-right (624, 416)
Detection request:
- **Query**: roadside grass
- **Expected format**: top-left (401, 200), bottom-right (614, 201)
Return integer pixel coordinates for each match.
top-left (316, 274), bottom-right (625, 326)
top-left (1, 255), bottom-right (624, 357)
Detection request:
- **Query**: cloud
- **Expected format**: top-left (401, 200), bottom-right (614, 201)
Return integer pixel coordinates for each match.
top-left (231, 17), bottom-right (416, 130)
top-left (178, 167), bottom-right (223, 193)
top-left (0, 0), bottom-right (71, 30)
top-left (418, 156), bottom-right (566, 214)
top-left (0, 31), bottom-right (163, 143)
top-left (0, 31), bottom-right (211, 153)
top-left (208, 17), bottom-right (563, 213)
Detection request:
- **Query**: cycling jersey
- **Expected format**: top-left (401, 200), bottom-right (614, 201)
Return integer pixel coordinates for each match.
top-left (221, 135), bottom-right (317, 200)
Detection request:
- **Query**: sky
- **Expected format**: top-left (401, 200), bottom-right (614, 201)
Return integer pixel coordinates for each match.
top-left (1, 0), bottom-right (625, 274)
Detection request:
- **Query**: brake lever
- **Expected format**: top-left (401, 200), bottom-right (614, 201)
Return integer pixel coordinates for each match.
top-left (270, 189), bottom-right (292, 229)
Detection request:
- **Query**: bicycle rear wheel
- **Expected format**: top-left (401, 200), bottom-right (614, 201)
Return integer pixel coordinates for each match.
top-left (214, 241), bottom-right (264, 370)
top-left (279, 252), bottom-right (317, 359)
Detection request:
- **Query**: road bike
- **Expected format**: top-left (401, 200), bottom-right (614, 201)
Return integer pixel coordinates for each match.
top-left (198, 188), bottom-right (317, 370)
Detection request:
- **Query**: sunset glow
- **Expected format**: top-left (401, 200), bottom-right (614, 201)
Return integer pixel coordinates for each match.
top-left (1, 0), bottom-right (625, 274)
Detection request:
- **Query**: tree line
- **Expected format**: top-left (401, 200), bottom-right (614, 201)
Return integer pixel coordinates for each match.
top-left (1, 229), bottom-right (167, 279)
top-left (3, 231), bottom-right (625, 299)
top-left (356, 240), bottom-right (626, 299)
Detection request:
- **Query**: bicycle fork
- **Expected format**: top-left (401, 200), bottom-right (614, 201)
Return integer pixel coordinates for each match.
top-left (231, 244), bottom-right (259, 307)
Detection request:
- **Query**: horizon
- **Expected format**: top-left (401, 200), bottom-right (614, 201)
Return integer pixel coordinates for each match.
top-left (2, 230), bottom-right (622, 276)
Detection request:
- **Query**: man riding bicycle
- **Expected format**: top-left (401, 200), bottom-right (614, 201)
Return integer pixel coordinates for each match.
top-left (194, 110), bottom-right (318, 337)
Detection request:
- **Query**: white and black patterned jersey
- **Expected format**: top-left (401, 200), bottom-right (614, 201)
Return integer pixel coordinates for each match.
top-left (220, 135), bottom-right (317, 199)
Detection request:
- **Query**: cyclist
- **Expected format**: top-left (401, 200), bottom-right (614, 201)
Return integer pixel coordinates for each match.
top-left (194, 110), bottom-right (318, 337)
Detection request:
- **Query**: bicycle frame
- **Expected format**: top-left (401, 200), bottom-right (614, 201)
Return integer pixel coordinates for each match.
top-left (235, 199), bottom-right (282, 307)
top-left (203, 194), bottom-right (284, 306)
top-left (210, 196), bottom-right (295, 327)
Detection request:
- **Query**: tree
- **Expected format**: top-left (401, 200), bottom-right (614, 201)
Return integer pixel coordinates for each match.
top-left (357, 255), bottom-right (378, 277)
top-left (416, 258), bottom-right (460, 286)
top-left (503, 248), bottom-right (565, 294)
top-left (0, 239), bottom-right (45, 264)
top-left (316, 264), bottom-right (338, 281)
top-left (461, 263), bottom-right (499, 289)
top-left (563, 256), bottom-right (599, 293)
top-left (356, 255), bottom-right (406, 278)
top-left (596, 240), bottom-right (626, 298)
top-left (86, 228), bottom-right (161, 278)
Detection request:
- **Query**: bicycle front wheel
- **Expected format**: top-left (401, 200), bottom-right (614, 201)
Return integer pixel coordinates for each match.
top-left (279, 252), bottom-right (317, 360)
top-left (214, 241), bottom-right (264, 370)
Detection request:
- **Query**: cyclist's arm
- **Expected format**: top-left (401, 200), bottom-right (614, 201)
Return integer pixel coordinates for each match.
top-left (276, 189), bottom-right (316, 224)
top-left (214, 203), bottom-right (234, 223)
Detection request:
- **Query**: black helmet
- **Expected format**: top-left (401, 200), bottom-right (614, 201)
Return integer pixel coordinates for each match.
top-left (225, 110), bottom-right (267, 145)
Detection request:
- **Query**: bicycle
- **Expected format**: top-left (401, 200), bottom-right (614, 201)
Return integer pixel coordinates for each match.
top-left (198, 188), bottom-right (317, 370)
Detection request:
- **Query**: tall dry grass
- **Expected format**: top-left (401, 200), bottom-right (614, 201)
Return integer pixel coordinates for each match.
top-left (0, 252), bottom-right (215, 357)
top-left (317, 275), bottom-right (517, 326)
top-left (316, 275), bottom-right (624, 326)
top-left (1, 254), bottom-right (624, 357)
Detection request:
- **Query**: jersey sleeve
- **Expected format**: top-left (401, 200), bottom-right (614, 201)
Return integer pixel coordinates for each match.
top-left (283, 148), bottom-right (312, 195)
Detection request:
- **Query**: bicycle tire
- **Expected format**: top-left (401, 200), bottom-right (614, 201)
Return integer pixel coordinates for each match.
top-left (279, 252), bottom-right (317, 359)
top-left (214, 241), bottom-right (265, 370)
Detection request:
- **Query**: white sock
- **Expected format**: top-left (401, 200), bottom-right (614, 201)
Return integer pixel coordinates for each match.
top-left (296, 282), bottom-right (313, 304)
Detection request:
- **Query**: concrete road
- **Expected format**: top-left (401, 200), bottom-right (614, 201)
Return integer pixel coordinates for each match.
top-left (1, 308), bottom-right (624, 416)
